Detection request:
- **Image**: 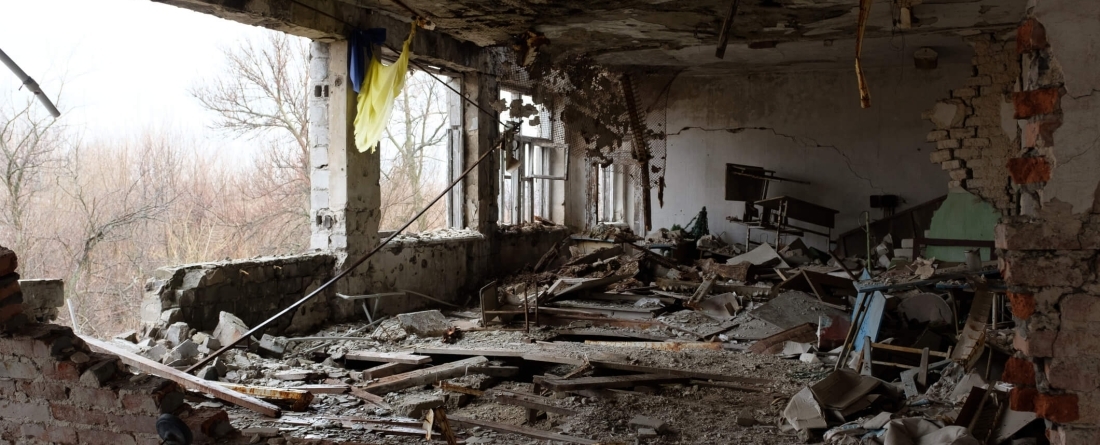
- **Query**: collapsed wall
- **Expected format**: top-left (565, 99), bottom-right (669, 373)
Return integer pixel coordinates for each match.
top-left (927, 6), bottom-right (1100, 444)
top-left (0, 247), bottom-right (232, 444)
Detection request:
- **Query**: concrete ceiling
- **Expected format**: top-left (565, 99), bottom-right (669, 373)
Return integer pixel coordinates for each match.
top-left (340, 0), bottom-right (1027, 71)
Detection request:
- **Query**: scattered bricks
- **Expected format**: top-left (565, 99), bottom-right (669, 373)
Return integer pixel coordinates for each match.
top-left (949, 127), bottom-right (977, 139)
top-left (20, 423), bottom-right (78, 444)
top-left (929, 150), bottom-right (953, 163)
top-left (1003, 356), bottom-right (1037, 385)
top-left (0, 357), bottom-right (39, 380)
top-left (0, 247), bottom-right (16, 276)
top-left (1046, 358), bottom-right (1100, 392)
top-left (1007, 157), bottom-right (1052, 184)
top-left (941, 160), bottom-right (964, 170)
top-left (0, 399), bottom-right (50, 422)
top-left (50, 402), bottom-right (108, 425)
top-left (1014, 88), bottom-right (1060, 119)
top-left (1036, 393), bottom-right (1079, 423)
top-left (1014, 329), bottom-right (1056, 357)
top-left (948, 168), bottom-right (970, 181)
top-left (79, 358), bottom-right (119, 387)
top-left (1017, 18), bottom-right (1049, 53)
top-left (926, 130), bottom-right (949, 142)
top-left (952, 87), bottom-right (977, 99)
top-left (1010, 387), bottom-right (1038, 412)
top-left (1008, 292), bottom-right (1036, 319)
top-left (77, 429), bottom-right (138, 445)
top-left (936, 139), bottom-right (960, 150)
top-left (962, 137), bottom-right (990, 147)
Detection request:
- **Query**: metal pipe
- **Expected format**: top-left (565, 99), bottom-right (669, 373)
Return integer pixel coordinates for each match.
top-left (185, 134), bottom-right (508, 374)
top-left (0, 47), bottom-right (61, 118)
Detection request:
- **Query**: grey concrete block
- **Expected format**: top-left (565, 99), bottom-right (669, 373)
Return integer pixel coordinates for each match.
top-left (213, 311), bottom-right (250, 347)
top-left (18, 279), bottom-right (64, 309)
top-left (79, 359), bottom-right (118, 387)
top-left (396, 310), bottom-right (451, 337)
top-left (165, 322), bottom-right (191, 346)
top-left (258, 334), bottom-right (288, 358)
top-left (396, 394), bottom-right (445, 418)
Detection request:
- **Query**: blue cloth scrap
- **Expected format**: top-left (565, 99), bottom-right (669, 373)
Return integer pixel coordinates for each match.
top-left (348, 28), bottom-right (387, 93)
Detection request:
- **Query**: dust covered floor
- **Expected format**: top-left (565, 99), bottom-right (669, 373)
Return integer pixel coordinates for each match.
top-left (222, 321), bottom-right (824, 444)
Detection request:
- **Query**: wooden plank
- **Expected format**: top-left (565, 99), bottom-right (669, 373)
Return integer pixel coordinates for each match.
top-left (485, 389), bottom-right (578, 416)
top-left (690, 380), bottom-right (765, 393)
top-left (687, 276), bottom-right (716, 306)
top-left (365, 356), bottom-right (489, 395)
top-left (297, 384), bottom-right (350, 394)
top-left (345, 350), bottom-right (432, 365)
top-left (590, 361), bottom-right (772, 386)
top-left (414, 347), bottom-right (524, 358)
top-left (216, 383), bottom-right (314, 411)
top-left (82, 336), bottom-right (282, 417)
top-left (436, 381), bottom-right (485, 397)
top-left (553, 328), bottom-right (671, 342)
top-left (534, 373), bottom-right (689, 391)
top-left (449, 415), bottom-right (599, 445)
top-left (349, 386), bottom-right (393, 409)
top-left (582, 340), bottom-right (722, 351)
top-left (582, 293), bottom-right (676, 305)
top-left (467, 365), bottom-right (520, 378)
top-left (363, 362), bottom-right (418, 379)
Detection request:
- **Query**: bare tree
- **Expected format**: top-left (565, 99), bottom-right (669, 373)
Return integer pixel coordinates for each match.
top-left (0, 87), bottom-right (65, 259)
top-left (380, 71), bottom-right (450, 231)
top-left (190, 30), bottom-right (311, 244)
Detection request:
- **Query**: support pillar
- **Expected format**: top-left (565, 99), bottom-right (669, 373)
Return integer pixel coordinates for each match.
top-left (461, 72), bottom-right (500, 235)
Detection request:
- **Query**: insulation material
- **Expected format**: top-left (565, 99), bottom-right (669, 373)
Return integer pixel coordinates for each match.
top-left (354, 25), bottom-right (415, 153)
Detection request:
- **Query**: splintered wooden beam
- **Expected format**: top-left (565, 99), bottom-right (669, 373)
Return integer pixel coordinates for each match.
top-left (350, 386), bottom-right (393, 410)
top-left (345, 350), bottom-right (432, 365)
top-left (363, 362), bottom-right (419, 379)
top-left (82, 336), bottom-right (282, 417)
top-left (534, 373), bottom-right (689, 391)
top-left (448, 415), bottom-right (599, 445)
top-left (582, 340), bottom-right (722, 351)
top-left (217, 383), bottom-right (314, 411)
top-left (715, 0), bottom-right (741, 59)
top-left (590, 361), bottom-right (773, 386)
top-left (485, 389), bottom-right (579, 416)
top-left (365, 356), bottom-right (488, 394)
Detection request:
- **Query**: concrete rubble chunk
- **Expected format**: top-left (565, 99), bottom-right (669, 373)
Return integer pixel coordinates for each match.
top-left (114, 330), bottom-right (139, 343)
top-left (165, 321), bottom-right (191, 346)
top-left (213, 311), bottom-right (250, 347)
top-left (396, 310), bottom-right (451, 337)
top-left (396, 393), bottom-right (445, 418)
top-left (163, 339), bottom-right (199, 365)
top-left (79, 359), bottom-right (118, 387)
top-left (258, 334), bottom-right (288, 358)
top-left (638, 428), bottom-right (659, 438)
top-left (198, 365), bottom-right (221, 381)
top-left (142, 343), bottom-right (168, 362)
top-left (629, 415), bottom-right (668, 433)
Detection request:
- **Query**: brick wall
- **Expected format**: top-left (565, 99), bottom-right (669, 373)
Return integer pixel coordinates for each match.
top-left (997, 16), bottom-right (1100, 445)
top-left (0, 246), bottom-right (234, 444)
top-left (924, 33), bottom-right (1021, 214)
top-left (140, 253), bottom-right (336, 336)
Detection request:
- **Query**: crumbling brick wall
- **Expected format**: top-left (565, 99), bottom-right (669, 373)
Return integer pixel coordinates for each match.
top-left (140, 253), bottom-right (336, 337)
top-left (997, 16), bottom-right (1100, 445)
top-left (924, 33), bottom-right (1021, 214)
top-left (0, 246), bottom-right (232, 444)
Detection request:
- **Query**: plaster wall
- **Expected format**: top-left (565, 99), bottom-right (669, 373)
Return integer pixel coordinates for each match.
top-left (652, 62), bottom-right (972, 250)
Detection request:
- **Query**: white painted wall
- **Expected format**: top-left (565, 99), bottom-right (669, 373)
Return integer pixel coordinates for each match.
top-left (651, 62), bottom-right (972, 250)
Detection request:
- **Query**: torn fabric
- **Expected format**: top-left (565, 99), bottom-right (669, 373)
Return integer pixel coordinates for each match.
top-left (353, 24), bottom-right (415, 153)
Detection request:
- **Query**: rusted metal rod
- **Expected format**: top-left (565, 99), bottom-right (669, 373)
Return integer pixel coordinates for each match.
top-left (186, 135), bottom-right (507, 374)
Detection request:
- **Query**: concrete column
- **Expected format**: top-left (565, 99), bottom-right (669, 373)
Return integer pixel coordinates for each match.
top-left (461, 72), bottom-right (500, 235)
top-left (309, 42), bottom-right (333, 250)
top-left (311, 41), bottom-right (380, 298)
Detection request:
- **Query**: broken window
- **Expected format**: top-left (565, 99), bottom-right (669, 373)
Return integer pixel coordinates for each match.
top-left (498, 91), bottom-right (567, 225)
top-left (597, 163), bottom-right (628, 223)
top-left (378, 70), bottom-right (454, 233)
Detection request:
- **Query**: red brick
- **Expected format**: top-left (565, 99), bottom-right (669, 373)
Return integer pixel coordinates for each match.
top-left (1003, 356), bottom-right (1037, 385)
top-left (1014, 88), bottom-right (1061, 119)
top-left (77, 428), bottom-right (137, 445)
top-left (42, 359), bottom-right (83, 381)
top-left (20, 423), bottom-right (78, 444)
top-left (1007, 293), bottom-right (1037, 319)
top-left (1007, 157), bottom-right (1052, 184)
top-left (69, 386), bottom-right (120, 410)
top-left (50, 402), bottom-right (108, 425)
top-left (1036, 393), bottom-right (1079, 423)
top-left (0, 247), bottom-right (16, 276)
top-left (0, 400), bottom-right (51, 422)
top-left (1011, 387), bottom-right (1038, 412)
top-left (1017, 18), bottom-right (1049, 54)
top-left (1014, 328), bottom-right (1056, 357)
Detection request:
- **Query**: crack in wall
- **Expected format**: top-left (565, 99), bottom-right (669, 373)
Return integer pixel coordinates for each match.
top-left (668, 126), bottom-right (885, 192)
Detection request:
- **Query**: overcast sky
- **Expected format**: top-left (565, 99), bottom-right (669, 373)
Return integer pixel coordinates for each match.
top-left (0, 0), bottom-right (277, 148)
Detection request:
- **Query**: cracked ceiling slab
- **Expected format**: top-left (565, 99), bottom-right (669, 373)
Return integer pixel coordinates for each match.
top-left (339, 0), bottom-right (1027, 71)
